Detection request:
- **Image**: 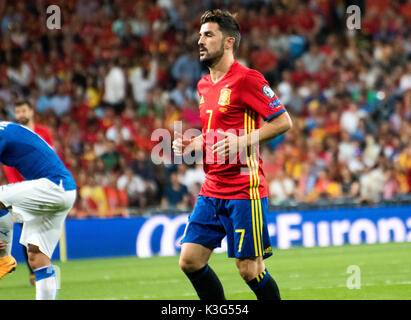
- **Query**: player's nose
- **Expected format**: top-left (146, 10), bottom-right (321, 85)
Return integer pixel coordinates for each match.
top-left (198, 36), bottom-right (205, 46)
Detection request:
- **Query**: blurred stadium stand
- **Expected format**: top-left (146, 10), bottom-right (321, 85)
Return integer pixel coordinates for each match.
top-left (0, 0), bottom-right (410, 218)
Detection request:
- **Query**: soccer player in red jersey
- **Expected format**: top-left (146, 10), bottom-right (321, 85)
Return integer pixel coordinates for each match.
top-left (174, 10), bottom-right (292, 300)
top-left (3, 99), bottom-right (54, 183)
top-left (2, 99), bottom-right (54, 285)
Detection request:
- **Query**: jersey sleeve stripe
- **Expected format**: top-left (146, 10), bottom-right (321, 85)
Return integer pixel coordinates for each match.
top-left (263, 108), bottom-right (286, 122)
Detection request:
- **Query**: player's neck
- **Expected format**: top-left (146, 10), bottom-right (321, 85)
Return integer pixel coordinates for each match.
top-left (209, 54), bottom-right (235, 84)
top-left (26, 122), bottom-right (35, 131)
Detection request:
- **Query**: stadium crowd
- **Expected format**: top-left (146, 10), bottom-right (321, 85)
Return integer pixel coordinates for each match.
top-left (0, 0), bottom-right (411, 218)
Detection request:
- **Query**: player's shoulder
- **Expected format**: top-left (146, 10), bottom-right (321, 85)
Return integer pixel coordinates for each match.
top-left (230, 62), bottom-right (267, 87)
top-left (34, 124), bottom-right (51, 135)
top-left (232, 60), bottom-right (251, 74)
top-left (241, 64), bottom-right (266, 82)
top-left (0, 122), bottom-right (35, 143)
top-left (34, 124), bottom-right (53, 145)
top-left (0, 121), bottom-right (20, 133)
top-left (0, 121), bottom-right (15, 127)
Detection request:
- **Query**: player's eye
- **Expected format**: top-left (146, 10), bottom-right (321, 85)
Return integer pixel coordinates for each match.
top-left (200, 32), bottom-right (213, 37)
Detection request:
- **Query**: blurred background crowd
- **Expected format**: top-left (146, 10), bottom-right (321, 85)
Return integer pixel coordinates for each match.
top-left (0, 0), bottom-right (410, 218)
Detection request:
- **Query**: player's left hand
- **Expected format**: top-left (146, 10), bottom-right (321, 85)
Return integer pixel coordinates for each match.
top-left (212, 131), bottom-right (247, 159)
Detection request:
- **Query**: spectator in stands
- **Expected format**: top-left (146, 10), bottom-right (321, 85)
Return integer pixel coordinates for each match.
top-left (383, 167), bottom-right (400, 200)
top-left (363, 134), bottom-right (381, 168)
top-left (172, 48), bottom-right (202, 88)
top-left (267, 24), bottom-right (289, 58)
top-left (129, 54), bottom-right (158, 104)
top-left (346, 140), bottom-right (366, 174)
top-left (49, 84), bottom-right (71, 116)
top-left (169, 79), bottom-right (195, 108)
top-left (106, 116), bottom-right (132, 145)
top-left (100, 140), bottom-right (121, 172)
top-left (103, 58), bottom-right (126, 113)
top-left (128, 3), bottom-right (149, 37)
top-left (338, 130), bottom-right (356, 163)
top-left (269, 170), bottom-right (296, 205)
top-left (307, 168), bottom-right (342, 202)
top-left (137, 89), bottom-right (163, 118)
top-left (295, 162), bottom-right (315, 202)
top-left (6, 48), bottom-right (32, 96)
top-left (129, 149), bottom-right (158, 205)
top-left (399, 61), bottom-right (411, 92)
top-left (36, 65), bottom-right (56, 96)
top-left (79, 175), bottom-right (108, 218)
top-left (359, 156), bottom-right (386, 204)
top-left (161, 172), bottom-right (190, 211)
top-left (340, 165), bottom-right (360, 199)
top-left (103, 173), bottom-right (129, 217)
top-left (277, 70), bottom-right (293, 107)
top-left (250, 35), bottom-right (278, 85)
top-left (301, 42), bottom-right (326, 75)
top-left (340, 103), bottom-right (365, 136)
top-left (284, 84), bottom-right (304, 115)
top-left (117, 167), bottom-right (147, 214)
top-left (177, 164), bottom-right (205, 193)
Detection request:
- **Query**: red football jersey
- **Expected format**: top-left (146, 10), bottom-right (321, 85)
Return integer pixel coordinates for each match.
top-left (198, 61), bottom-right (286, 199)
top-left (3, 124), bottom-right (54, 183)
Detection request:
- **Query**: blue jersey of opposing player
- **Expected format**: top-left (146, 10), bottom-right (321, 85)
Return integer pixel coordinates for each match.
top-left (0, 122), bottom-right (76, 191)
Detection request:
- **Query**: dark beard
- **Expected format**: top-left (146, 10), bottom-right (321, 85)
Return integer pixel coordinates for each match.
top-left (16, 118), bottom-right (29, 125)
top-left (200, 45), bottom-right (225, 68)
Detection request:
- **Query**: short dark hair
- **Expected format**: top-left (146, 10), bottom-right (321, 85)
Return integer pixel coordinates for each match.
top-left (14, 98), bottom-right (32, 109)
top-left (200, 9), bottom-right (241, 52)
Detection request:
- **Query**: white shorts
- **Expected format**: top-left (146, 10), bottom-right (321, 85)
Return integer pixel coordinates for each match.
top-left (0, 178), bottom-right (76, 258)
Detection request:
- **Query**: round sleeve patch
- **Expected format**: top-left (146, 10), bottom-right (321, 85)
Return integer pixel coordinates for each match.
top-left (262, 85), bottom-right (275, 99)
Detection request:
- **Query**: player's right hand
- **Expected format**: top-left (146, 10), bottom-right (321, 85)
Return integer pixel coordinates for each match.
top-left (172, 131), bottom-right (192, 156)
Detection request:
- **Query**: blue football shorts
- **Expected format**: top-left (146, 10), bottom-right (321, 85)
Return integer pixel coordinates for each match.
top-left (181, 195), bottom-right (272, 259)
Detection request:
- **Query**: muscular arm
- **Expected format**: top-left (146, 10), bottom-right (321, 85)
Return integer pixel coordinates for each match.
top-left (245, 111), bottom-right (293, 147)
top-left (213, 111), bottom-right (293, 156)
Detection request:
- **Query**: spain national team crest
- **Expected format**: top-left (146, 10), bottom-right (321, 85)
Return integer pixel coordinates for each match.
top-left (218, 88), bottom-right (231, 106)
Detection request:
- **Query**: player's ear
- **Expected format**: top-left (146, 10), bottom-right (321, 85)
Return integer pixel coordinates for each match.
top-left (224, 36), bottom-right (235, 51)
